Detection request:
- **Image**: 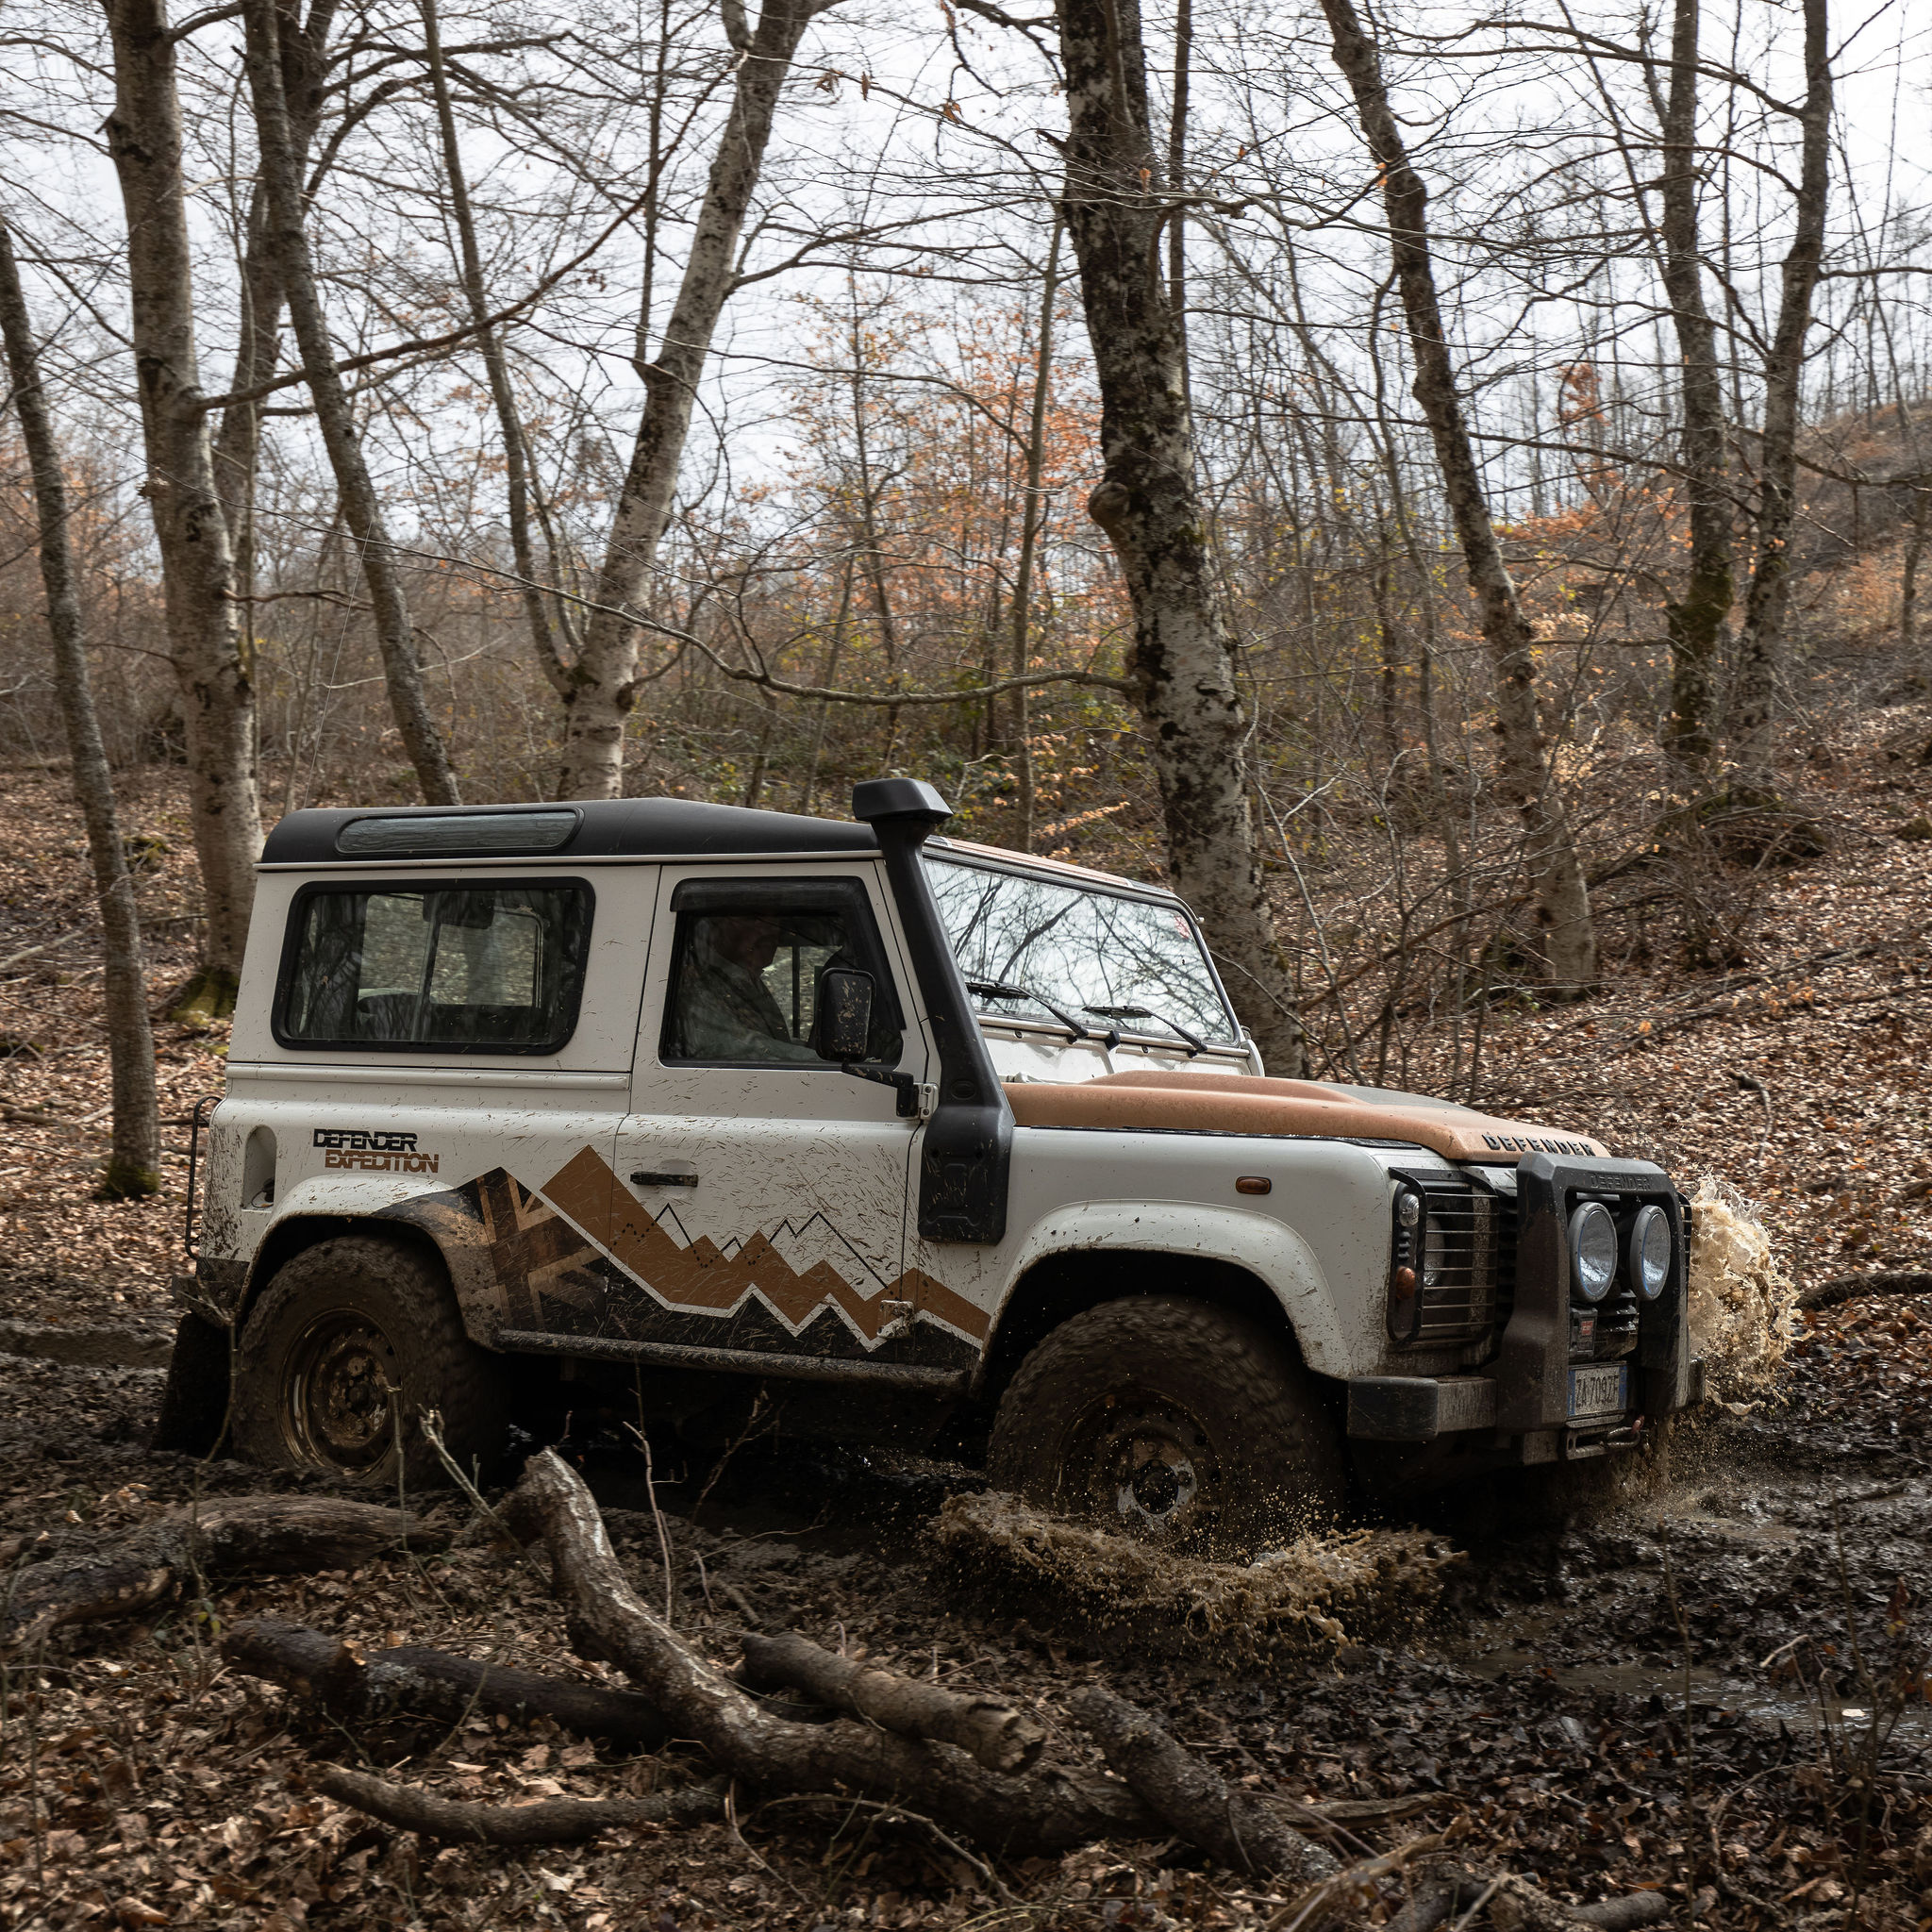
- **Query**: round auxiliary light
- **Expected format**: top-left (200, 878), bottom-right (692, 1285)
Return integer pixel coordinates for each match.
top-left (1569, 1200), bottom-right (1618, 1304)
top-left (1628, 1203), bottom-right (1672, 1301)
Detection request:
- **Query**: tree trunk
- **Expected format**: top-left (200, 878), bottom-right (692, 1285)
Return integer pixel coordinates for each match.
top-left (212, 183), bottom-right (276, 684)
top-left (1052, 0), bottom-right (1306, 1072)
top-left (311, 1766), bottom-right (725, 1845)
top-left (419, 0), bottom-right (570, 712)
top-left (243, 0), bottom-right (461, 806)
top-left (223, 1617), bottom-right (670, 1745)
top-left (211, 0), bottom-right (339, 680)
top-left (740, 1629), bottom-right (1047, 1776)
top-left (4, 1496), bottom-right (447, 1643)
top-left (1068, 1687), bottom-right (1336, 1883)
top-left (1903, 485), bottom-right (1927, 656)
top-left (1729, 0), bottom-right (1831, 797)
top-left (558, 0), bottom-right (819, 798)
top-left (101, 0), bottom-right (261, 1003)
top-left (1008, 213), bottom-right (1064, 857)
top-left (1320, 0), bottom-right (1598, 995)
top-left (0, 219), bottom-right (161, 1200)
top-left (501, 1449), bottom-right (1158, 1853)
top-left (1656, 0), bottom-right (1732, 779)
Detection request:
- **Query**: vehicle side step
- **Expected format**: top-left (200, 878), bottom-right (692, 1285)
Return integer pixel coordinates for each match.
top-left (494, 1329), bottom-right (971, 1394)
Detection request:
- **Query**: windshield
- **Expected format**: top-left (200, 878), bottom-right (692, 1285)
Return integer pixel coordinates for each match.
top-left (924, 857), bottom-right (1239, 1046)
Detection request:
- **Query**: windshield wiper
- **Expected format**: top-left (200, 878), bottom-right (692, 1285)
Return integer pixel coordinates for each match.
top-left (965, 978), bottom-right (1091, 1041)
top-left (1083, 1003), bottom-right (1207, 1057)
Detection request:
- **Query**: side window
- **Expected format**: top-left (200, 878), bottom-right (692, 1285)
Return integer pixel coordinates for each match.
top-left (275, 880), bottom-right (592, 1053)
top-left (661, 878), bottom-right (904, 1068)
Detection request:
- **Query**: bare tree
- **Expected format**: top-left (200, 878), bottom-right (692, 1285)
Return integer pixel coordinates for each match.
top-left (1652, 0), bottom-right (1733, 781)
top-left (211, 0), bottom-right (339, 662)
top-left (1049, 0), bottom-right (1307, 1073)
top-left (0, 216), bottom-right (160, 1197)
top-left (559, 0), bottom-right (826, 799)
top-left (101, 0), bottom-right (261, 1018)
top-left (243, 0), bottom-right (460, 805)
top-left (417, 0), bottom-right (568, 714)
top-left (1008, 213), bottom-right (1065, 855)
top-left (1320, 0), bottom-right (1599, 996)
top-left (1729, 0), bottom-right (1832, 801)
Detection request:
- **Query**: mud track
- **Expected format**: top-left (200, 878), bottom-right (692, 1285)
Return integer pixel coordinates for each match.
top-left (1, 1291), bottom-right (1928, 1929)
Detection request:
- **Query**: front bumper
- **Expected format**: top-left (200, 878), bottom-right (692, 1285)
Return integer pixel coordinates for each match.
top-left (1345, 1151), bottom-right (1702, 1457)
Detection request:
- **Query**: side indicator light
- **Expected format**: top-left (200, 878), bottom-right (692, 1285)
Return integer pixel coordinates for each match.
top-left (1392, 1265), bottom-right (1417, 1298)
top-left (1236, 1175), bottom-right (1272, 1195)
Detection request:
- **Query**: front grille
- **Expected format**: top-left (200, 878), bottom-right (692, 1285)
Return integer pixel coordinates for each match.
top-left (1413, 1177), bottom-right (1514, 1342)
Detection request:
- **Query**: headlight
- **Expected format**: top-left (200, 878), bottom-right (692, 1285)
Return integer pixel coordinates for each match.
top-left (1569, 1200), bottom-right (1618, 1304)
top-left (1388, 1186), bottom-right (1424, 1341)
top-left (1628, 1204), bottom-right (1672, 1300)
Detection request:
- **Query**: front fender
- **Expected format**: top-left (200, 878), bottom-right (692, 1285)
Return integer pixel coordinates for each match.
top-left (995, 1201), bottom-right (1352, 1376)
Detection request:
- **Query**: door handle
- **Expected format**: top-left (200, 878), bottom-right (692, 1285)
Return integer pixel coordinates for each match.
top-left (630, 1170), bottom-right (698, 1189)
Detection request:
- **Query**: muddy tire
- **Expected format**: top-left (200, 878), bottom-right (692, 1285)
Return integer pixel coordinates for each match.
top-left (987, 1296), bottom-right (1343, 1554)
top-left (231, 1236), bottom-right (507, 1488)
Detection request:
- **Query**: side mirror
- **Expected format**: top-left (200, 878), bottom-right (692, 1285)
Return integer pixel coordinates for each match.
top-left (816, 967), bottom-right (875, 1062)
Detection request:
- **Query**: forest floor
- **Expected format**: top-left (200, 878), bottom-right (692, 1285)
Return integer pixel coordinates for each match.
top-left (1, 707), bottom-right (1930, 1932)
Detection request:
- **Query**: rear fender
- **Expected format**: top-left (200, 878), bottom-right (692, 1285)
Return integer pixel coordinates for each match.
top-left (216, 1172), bottom-right (530, 1349)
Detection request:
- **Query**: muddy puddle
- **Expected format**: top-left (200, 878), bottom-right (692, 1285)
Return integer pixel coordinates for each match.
top-left (1439, 1611), bottom-right (1932, 1749)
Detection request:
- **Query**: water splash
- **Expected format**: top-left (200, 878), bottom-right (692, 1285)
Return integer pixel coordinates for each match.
top-left (1687, 1174), bottom-right (1800, 1402)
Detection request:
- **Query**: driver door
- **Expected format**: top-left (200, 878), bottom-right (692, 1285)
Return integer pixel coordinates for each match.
top-left (592, 864), bottom-right (930, 1367)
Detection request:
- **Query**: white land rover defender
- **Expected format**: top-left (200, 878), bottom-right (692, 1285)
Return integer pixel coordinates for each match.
top-left (160, 778), bottom-right (1700, 1546)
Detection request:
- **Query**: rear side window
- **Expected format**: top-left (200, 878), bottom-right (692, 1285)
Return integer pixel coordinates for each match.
top-left (275, 880), bottom-right (593, 1054)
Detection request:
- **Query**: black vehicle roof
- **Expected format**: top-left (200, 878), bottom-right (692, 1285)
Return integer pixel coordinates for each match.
top-left (259, 798), bottom-right (882, 864)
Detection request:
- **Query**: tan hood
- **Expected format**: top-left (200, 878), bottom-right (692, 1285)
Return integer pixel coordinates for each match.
top-left (1001, 1068), bottom-right (1606, 1163)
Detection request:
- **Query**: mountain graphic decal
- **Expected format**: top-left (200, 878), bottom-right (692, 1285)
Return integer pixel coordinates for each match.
top-left (533, 1145), bottom-right (991, 1345)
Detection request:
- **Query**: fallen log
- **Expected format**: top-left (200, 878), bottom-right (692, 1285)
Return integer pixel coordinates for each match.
top-left (740, 1628), bottom-right (1046, 1775)
top-left (224, 1619), bottom-right (667, 1747)
top-left (1263, 1831), bottom-right (1454, 1929)
top-left (1799, 1270), bottom-right (1932, 1311)
top-left (5, 1497), bottom-right (448, 1644)
top-left (1487, 1874), bottom-right (1672, 1932)
top-left (1357, 1867), bottom-right (1669, 1932)
top-left (1382, 1877), bottom-right (1471, 1932)
top-left (501, 1448), bottom-right (1157, 1856)
top-left (1573, 1896), bottom-right (1671, 1930)
top-left (312, 1764), bottom-right (725, 1845)
top-left (1066, 1685), bottom-right (1337, 1885)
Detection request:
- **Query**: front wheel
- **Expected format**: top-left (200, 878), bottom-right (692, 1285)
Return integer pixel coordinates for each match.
top-left (987, 1296), bottom-right (1343, 1555)
top-left (231, 1235), bottom-right (506, 1487)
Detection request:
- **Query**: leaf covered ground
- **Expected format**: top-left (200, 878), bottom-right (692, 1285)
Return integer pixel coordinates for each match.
top-left (1, 724), bottom-right (1930, 1931)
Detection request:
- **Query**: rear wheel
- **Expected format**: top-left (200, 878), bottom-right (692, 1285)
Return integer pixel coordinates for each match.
top-left (987, 1296), bottom-right (1343, 1554)
top-left (232, 1236), bottom-right (506, 1488)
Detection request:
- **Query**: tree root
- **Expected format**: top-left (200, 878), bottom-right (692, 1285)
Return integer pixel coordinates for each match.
top-left (1370, 1863), bottom-right (1672, 1932)
top-left (1066, 1685), bottom-right (1338, 1884)
top-left (1571, 1893), bottom-right (1672, 1929)
top-left (501, 1448), bottom-right (1156, 1855)
top-left (740, 1628), bottom-right (1046, 1775)
top-left (310, 1764), bottom-right (725, 1845)
top-left (1265, 1832), bottom-right (1458, 1930)
top-left (223, 1618), bottom-right (666, 1747)
top-left (4, 1496), bottom-right (447, 1645)
top-left (1799, 1269), bottom-right (1932, 1311)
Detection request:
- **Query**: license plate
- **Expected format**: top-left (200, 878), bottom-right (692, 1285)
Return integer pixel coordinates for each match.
top-left (1569, 1363), bottom-right (1628, 1419)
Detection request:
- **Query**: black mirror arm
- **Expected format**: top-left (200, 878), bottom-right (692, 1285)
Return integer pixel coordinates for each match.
top-left (842, 1062), bottom-right (926, 1119)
